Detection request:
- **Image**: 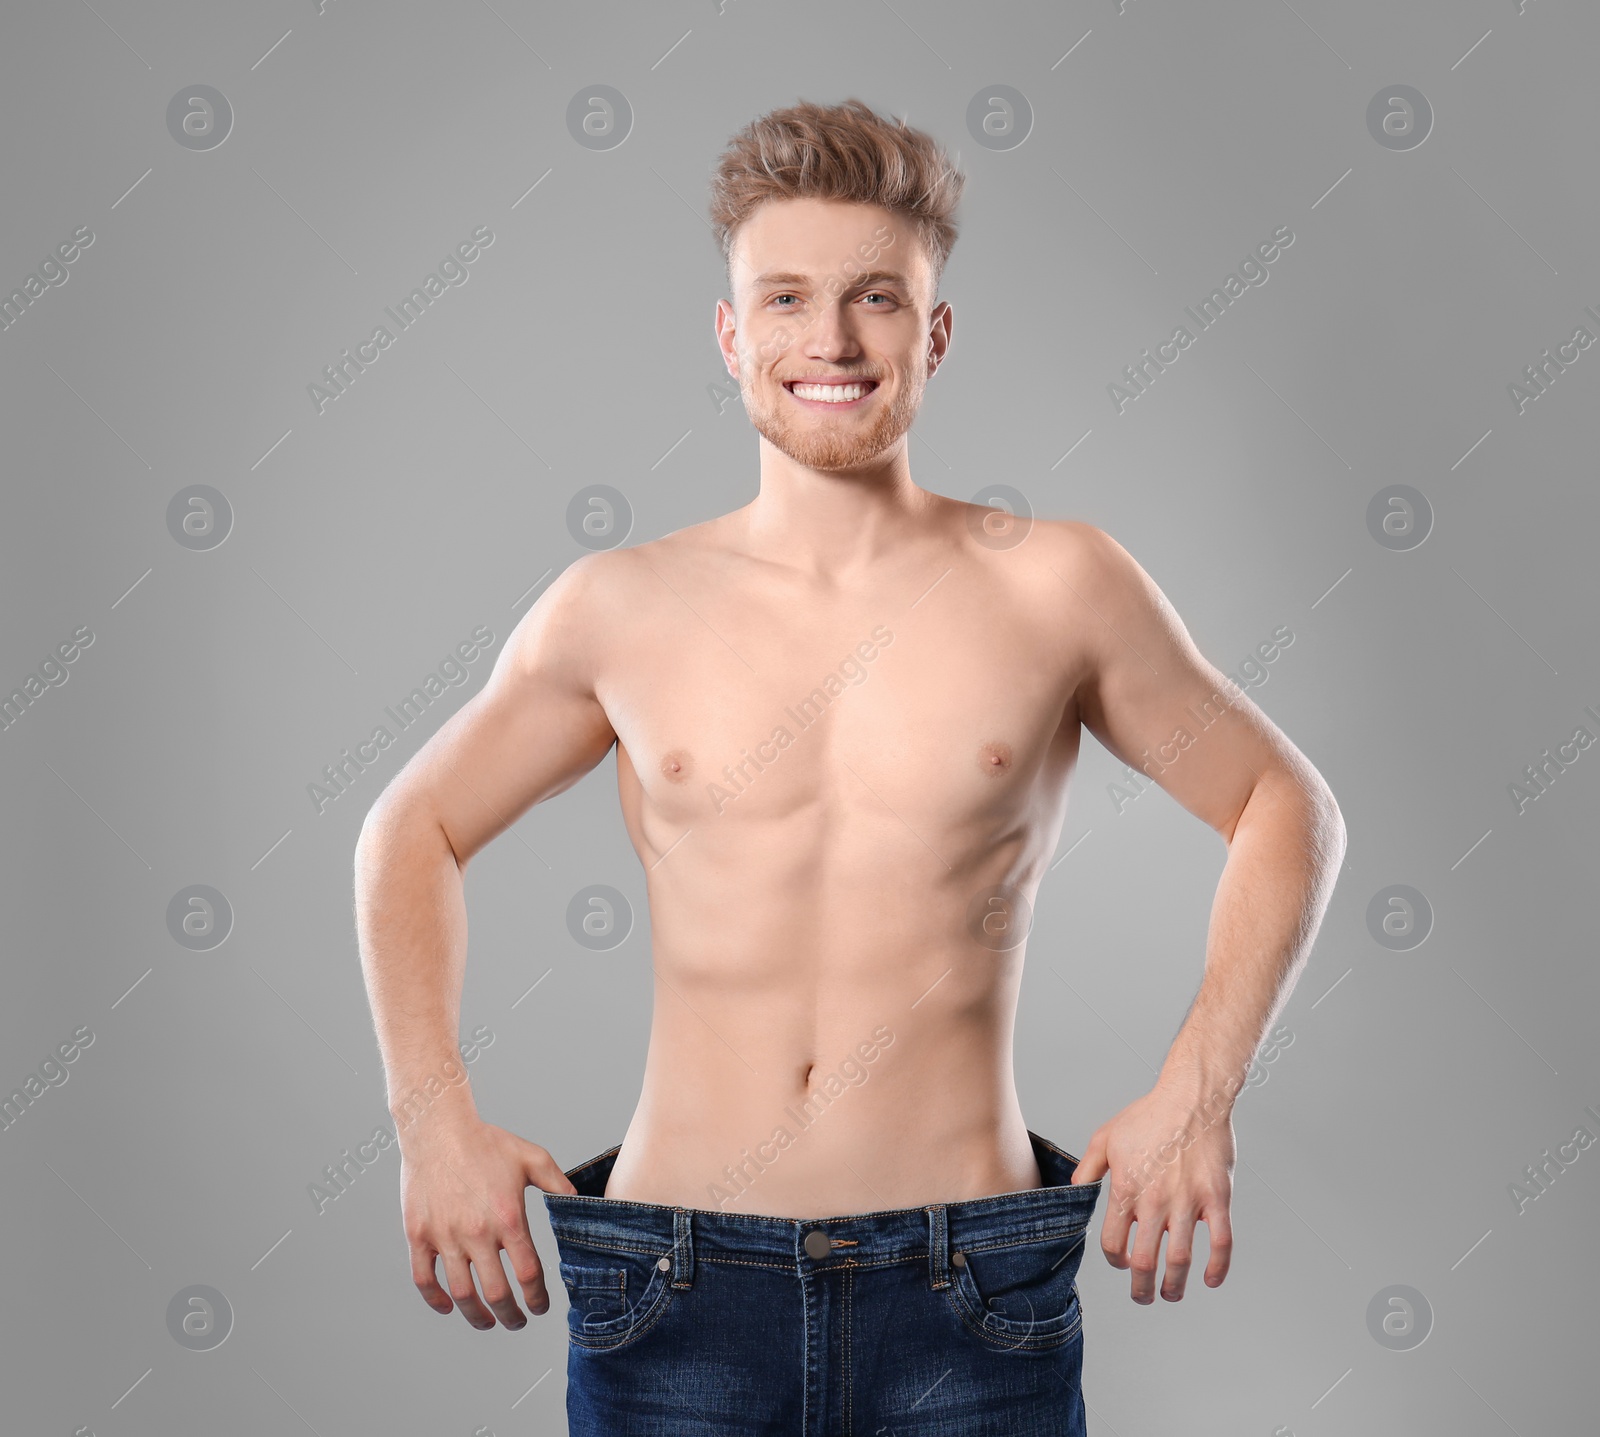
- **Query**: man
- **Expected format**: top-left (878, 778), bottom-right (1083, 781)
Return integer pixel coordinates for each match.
top-left (355, 98), bottom-right (1346, 1435)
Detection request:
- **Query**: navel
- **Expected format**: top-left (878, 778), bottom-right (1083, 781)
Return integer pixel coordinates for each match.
top-left (977, 740), bottom-right (1013, 777)
top-left (660, 750), bottom-right (693, 784)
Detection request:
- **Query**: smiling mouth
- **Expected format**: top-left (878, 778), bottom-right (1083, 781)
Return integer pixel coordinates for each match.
top-left (783, 379), bottom-right (880, 405)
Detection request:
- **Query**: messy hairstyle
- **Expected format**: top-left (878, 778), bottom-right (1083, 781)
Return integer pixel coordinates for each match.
top-left (708, 97), bottom-right (965, 306)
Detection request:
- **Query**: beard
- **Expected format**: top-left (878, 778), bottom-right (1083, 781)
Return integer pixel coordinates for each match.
top-left (738, 360), bottom-right (928, 472)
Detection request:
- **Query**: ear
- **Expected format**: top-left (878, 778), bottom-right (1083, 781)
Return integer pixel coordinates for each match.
top-left (714, 298), bottom-right (740, 378)
top-left (927, 300), bottom-right (954, 375)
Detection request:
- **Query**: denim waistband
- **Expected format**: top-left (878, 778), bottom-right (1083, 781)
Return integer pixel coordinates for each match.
top-left (543, 1129), bottom-right (1103, 1271)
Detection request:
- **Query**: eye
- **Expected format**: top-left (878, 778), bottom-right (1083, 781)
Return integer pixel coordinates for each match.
top-left (860, 292), bottom-right (893, 305)
top-left (771, 293), bottom-right (801, 307)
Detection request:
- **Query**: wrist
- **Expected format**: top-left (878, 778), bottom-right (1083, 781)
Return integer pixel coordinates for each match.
top-left (1154, 1060), bottom-right (1248, 1122)
top-left (388, 1080), bottom-right (479, 1140)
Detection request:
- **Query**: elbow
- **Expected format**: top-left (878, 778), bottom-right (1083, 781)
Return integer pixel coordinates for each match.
top-left (1310, 783), bottom-right (1348, 867)
top-left (1224, 771), bottom-right (1347, 859)
top-left (355, 797), bottom-right (467, 877)
top-left (353, 793), bottom-right (420, 857)
top-left (353, 799), bottom-right (392, 864)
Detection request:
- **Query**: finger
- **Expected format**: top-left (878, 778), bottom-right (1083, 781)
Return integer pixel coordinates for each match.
top-left (467, 1240), bottom-right (528, 1330)
top-left (497, 1205), bottom-right (553, 1316)
top-left (441, 1249), bottom-right (496, 1330)
top-left (1098, 1180), bottom-right (1134, 1271)
top-left (1201, 1200), bottom-right (1233, 1287)
top-left (1160, 1210), bottom-right (1196, 1302)
top-left (483, 1188), bottom-right (548, 1315)
top-left (1127, 1214), bottom-right (1165, 1304)
top-left (524, 1141), bottom-right (578, 1197)
top-left (505, 1232), bottom-right (552, 1317)
top-left (1070, 1131), bottom-right (1109, 1186)
top-left (409, 1240), bottom-right (453, 1315)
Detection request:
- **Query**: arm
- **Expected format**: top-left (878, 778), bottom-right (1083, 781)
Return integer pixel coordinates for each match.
top-left (354, 552), bottom-right (620, 1331)
top-left (1057, 524), bottom-right (1347, 1303)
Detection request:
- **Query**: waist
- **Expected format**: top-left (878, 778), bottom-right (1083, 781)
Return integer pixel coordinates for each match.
top-left (544, 1129), bottom-right (1103, 1263)
top-left (608, 919), bottom-right (1043, 1212)
top-left (607, 1017), bottom-right (1039, 1213)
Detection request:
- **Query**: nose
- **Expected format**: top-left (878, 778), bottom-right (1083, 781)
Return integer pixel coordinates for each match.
top-left (801, 296), bottom-right (862, 364)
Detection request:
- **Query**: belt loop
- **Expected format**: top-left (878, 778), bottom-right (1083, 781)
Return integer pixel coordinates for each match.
top-left (670, 1208), bottom-right (696, 1289)
top-left (927, 1205), bottom-right (950, 1290)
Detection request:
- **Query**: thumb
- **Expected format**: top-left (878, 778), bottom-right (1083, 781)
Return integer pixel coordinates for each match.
top-left (1070, 1130), bottom-right (1110, 1185)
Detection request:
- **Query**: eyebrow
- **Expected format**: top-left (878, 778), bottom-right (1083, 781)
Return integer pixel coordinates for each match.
top-left (751, 269), bottom-right (912, 292)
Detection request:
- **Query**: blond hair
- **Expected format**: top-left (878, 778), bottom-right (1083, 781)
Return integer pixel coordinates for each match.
top-left (709, 98), bottom-right (964, 304)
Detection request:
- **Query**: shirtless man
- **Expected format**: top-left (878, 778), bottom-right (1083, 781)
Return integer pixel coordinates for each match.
top-left (355, 99), bottom-right (1346, 1435)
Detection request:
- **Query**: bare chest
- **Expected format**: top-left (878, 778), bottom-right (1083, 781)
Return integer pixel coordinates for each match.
top-left (600, 578), bottom-right (1084, 844)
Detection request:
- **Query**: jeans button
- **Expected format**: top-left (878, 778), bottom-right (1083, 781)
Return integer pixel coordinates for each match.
top-left (951, 1249), bottom-right (966, 1267)
top-left (804, 1230), bottom-right (831, 1260)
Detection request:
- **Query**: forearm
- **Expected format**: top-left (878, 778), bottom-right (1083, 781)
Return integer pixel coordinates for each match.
top-left (354, 802), bottom-right (480, 1135)
top-left (1157, 770), bottom-right (1346, 1111)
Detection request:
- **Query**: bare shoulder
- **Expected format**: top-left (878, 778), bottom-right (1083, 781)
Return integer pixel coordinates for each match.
top-left (1027, 517), bottom-right (1138, 580)
top-left (510, 514), bottom-right (729, 621)
top-left (960, 511), bottom-right (1160, 620)
top-left (495, 545), bottom-right (643, 684)
top-left (499, 515), bottom-right (736, 673)
top-left (506, 545), bottom-right (632, 635)
top-left (600, 511), bottom-right (754, 594)
top-left (644, 508), bottom-right (748, 559)
top-left (1021, 518), bottom-right (1174, 625)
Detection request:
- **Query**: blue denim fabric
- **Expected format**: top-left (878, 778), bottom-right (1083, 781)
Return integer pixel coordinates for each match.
top-left (543, 1130), bottom-right (1104, 1436)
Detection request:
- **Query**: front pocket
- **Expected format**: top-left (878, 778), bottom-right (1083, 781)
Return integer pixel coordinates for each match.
top-left (557, 1248), bottom-right (672, 1351)
top-left (946, 1228), bottom-right (1087, 1351)
top-left (561, 1263), bottom-right (630, 1328)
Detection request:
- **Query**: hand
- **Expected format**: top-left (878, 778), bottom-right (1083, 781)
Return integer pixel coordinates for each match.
top-left (1070, 1082), bottom-right (1236, 1303)
top-left (398, 1115), bottom-right (578, 1330)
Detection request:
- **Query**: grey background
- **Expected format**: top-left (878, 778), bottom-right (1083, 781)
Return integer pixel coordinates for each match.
top-left (3, 0), bottom-right (1595, 1433)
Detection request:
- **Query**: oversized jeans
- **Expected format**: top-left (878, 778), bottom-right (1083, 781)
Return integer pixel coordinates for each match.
top-left (543, 1129), bottom-right (1104, 1435)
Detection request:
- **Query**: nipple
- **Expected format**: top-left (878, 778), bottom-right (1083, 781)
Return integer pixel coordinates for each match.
top-left (661, 750), bottom-right (692, 784)
top-left (977, 741), bottom-right (1013, 777)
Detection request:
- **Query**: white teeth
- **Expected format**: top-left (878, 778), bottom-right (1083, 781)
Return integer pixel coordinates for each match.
top-left (790, 382), bottom-right (871, 402)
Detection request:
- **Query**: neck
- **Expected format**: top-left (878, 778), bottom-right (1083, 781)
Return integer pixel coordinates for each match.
top-left (743, 438), bottom-right (933, 579)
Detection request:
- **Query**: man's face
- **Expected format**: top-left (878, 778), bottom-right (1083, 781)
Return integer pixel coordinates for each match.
top-left (716, 198), bottom-right (951, 474)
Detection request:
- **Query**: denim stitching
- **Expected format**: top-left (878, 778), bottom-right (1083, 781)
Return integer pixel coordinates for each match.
top-left (698, 1255), bottom-right (799, 1274)
top-left (567, 1274), bottom-right (674, 1352)
top-left (944, 1278), bottom-right (1083, 1352)
top-left (568, 1293), bottom-right (672, 1352)
top-left (944, 1260), bottom-right (1084, 1350)
top-left (553, 1238), bottom-right (672, 1261)
top-left (955, 1226), bottom-right (1090, 1258)
top-left (844, 1263), bottom-right (853, 1436)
